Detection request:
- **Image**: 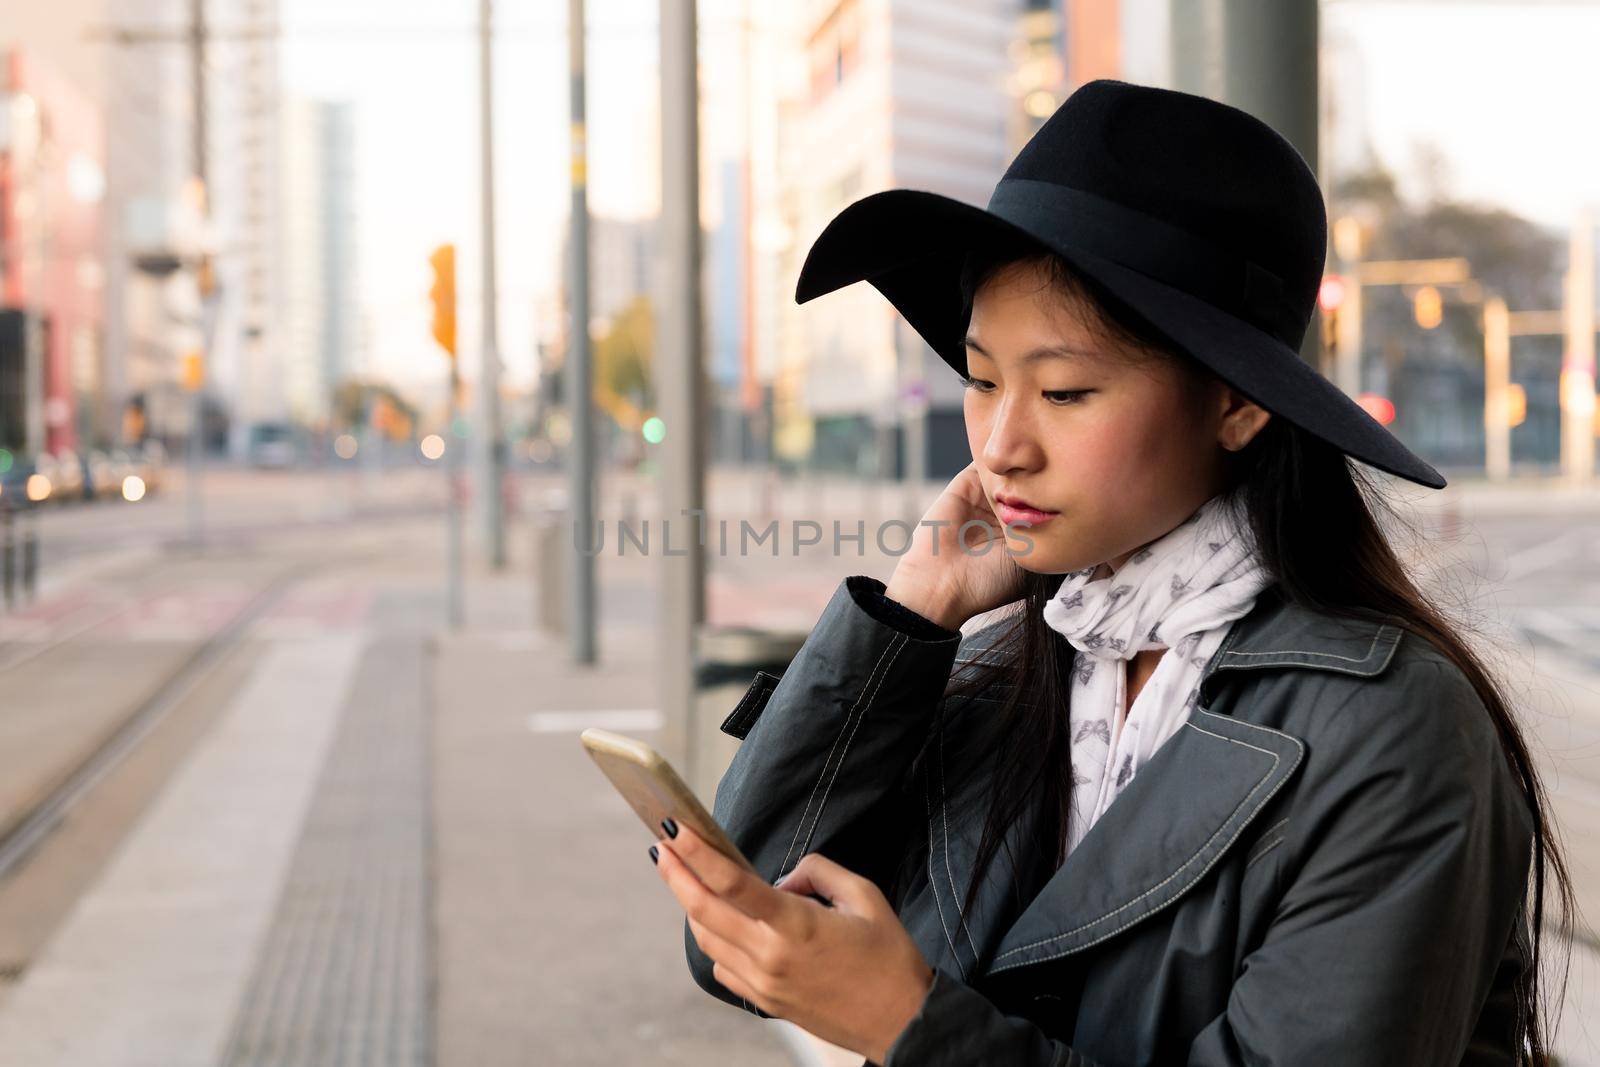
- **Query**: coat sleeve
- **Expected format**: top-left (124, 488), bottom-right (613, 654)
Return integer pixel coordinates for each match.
top-left (880, 657), bottom-right (1535, 1067)
top-left (876, 964), bottom-right (1108, 1067)
top-left (685, 574), bottom-right (964, 1015)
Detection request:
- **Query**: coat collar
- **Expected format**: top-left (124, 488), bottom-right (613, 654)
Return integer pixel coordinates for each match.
top-left (954, 584), bottom-right (1405, 979)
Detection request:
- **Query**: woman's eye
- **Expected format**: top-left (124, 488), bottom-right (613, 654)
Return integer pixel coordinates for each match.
top-left (1043, 389), bottom-right (1092, 405)
top-left (959, 376), bottom-right (995, 393)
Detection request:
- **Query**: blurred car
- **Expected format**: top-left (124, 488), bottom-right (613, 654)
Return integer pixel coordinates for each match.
top-left (86, 449), bottom-right (116, 499)
top-left (0, 454), bottom-right (38, 510)
top-left (51, 449), bottom-right (87, 502)
top-left (248, 422), bottom-right (296, 469)
top-left (138, 440), bottom-right (167, 495)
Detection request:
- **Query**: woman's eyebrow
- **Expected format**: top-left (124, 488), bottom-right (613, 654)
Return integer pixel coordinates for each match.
top-left (962, 335), bottom-right (1091, 364)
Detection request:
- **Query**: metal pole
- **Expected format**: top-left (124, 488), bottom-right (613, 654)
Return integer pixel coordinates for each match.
top-left (187, 0), bottom-right (211, 551)
top-left (447, 365), bottom-right (464, 628)
top-left (1561, 209), bottom-right (1596, 484)
top-left (567, 0), bottom-right (597, 664)
top-left (2, 506), bottom-right (14, 609)
top-left (1484, 296), bottom-right (1511, 482)
top-left (1173, 0), bottom-right (1320, 367)
top-left (658, 0), bottom-right (707, 778)
top-left (478, 0), bottom-right (507, 568)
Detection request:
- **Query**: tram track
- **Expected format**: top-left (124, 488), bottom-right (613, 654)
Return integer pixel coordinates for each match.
top-left (0, 561), bottom-right (313, 883)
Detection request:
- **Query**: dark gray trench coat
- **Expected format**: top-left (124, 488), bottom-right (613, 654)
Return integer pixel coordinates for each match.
top-left (685, 575), bottom-right (1535, 1066)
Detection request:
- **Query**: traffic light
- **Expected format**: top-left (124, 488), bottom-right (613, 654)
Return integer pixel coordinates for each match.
top-left (1318, 274), bottom-right (1346, 355)
top-left (429, 243), bottom-right (457, 357)
top-left (1413, 285), bottom-right (1443, 329)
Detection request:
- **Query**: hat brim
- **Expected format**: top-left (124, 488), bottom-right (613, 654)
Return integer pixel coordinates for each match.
top-left (795, 188), bottom-right (1445, 490)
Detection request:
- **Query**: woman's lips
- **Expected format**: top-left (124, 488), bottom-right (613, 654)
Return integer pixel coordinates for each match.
top-left (994, 500), bottom-right (1059, 526)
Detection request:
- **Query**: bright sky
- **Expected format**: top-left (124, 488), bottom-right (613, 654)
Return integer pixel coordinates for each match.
top-left (280, 0), bottom-right (1600, 397)
top-left (1325, 1), bottom-right (1600, 226)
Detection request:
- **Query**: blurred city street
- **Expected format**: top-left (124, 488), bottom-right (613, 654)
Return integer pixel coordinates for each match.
top-left (0, 471), bottom-right (1595, 1063)
top-left (5, 0), bottom-right (1600, 1061)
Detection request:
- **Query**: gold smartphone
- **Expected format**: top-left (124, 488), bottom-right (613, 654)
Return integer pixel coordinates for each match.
top-left (580, 727), bottom-right (760, 876)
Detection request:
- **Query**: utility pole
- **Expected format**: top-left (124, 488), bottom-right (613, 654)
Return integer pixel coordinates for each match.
top-left (428, 244), bottom-right (462, 627)
top-left (478, 0), bottom-right (507, 569)
top-left (1171, 0), bottom-right (1319, 366)
top-left (1483, 297), bottom-right (1511, 482)
top-left (658, 0), bottom-right (707, 779)
top-left (1562, 209), bottom-right (1596, 483)
top-left (567, 0), bottom-right (597, 664)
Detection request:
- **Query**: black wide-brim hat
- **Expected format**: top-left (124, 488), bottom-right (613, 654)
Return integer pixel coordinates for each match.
top-left (794, 79), bottom-right (1445, 490)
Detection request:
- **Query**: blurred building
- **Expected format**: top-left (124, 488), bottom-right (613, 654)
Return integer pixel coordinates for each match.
top-left (280, 96), bottom-right (358, 430)
top-left (101, 0), bottom-right (194, 448)
top-left (0, 48), bottom-right (107, 456)
top-left (555, 214), bottom-right (659, 327)
top-left (773, 0), bottom-right (1018, 479)
top-left (212, 0), bottom-right (286, 452)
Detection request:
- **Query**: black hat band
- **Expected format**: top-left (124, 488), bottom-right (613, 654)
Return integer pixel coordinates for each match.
top-left (985, 178), bottom-right (1303, 346)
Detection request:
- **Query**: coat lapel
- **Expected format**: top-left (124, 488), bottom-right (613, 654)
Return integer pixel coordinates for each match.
top-left (980, 707), bottom-right (1303, 975)
top-left (970, 585), bottom-right (1402, 979)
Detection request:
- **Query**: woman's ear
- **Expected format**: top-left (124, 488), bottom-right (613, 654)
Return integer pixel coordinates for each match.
top-left (1216, 388), bottom-right (1272, 452)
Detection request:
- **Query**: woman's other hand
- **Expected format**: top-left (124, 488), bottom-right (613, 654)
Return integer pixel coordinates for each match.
top-left (653, 822), bottom-right (934, 1064)
top-left (885, 460), bottom-right (1031, 631)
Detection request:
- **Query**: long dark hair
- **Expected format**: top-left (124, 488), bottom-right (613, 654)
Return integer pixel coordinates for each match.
top-left (903, 238), bottom-right (1572, 1063)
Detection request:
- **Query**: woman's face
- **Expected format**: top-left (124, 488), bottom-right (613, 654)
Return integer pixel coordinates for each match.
top-left (962, 257), bottom-right (1270, 576)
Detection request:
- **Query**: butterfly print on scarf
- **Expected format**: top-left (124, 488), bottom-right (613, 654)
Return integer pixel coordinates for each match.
top-left (1114, 753), bottom-right (1134, 789)
top-left (1074, 719), bottom-right (1112, 746)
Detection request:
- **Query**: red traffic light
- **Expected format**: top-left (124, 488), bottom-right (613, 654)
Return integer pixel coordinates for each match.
top-left (1356, 393), bottom-right (1396, 426)
top-left (1318, 275), bottom-right (1348, 313)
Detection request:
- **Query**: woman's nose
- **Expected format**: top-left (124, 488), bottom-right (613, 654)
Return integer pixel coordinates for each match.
top-left (980, 398), bottom-right (1043, 473)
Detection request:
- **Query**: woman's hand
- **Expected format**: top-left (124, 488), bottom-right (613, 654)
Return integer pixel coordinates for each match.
top-left (653, 822), bottom-right (934, 1064)
top-left (885, 460), bottom-right (1031, 630)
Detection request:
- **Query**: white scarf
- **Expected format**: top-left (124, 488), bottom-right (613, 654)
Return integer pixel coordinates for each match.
top-left (1041, 494), bottom-right (1271, 856)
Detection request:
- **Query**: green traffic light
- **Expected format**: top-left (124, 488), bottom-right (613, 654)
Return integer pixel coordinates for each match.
top-left (0, 448), bottom-right (11, 474)
top-left (642, 416), bottom-right (665, 444)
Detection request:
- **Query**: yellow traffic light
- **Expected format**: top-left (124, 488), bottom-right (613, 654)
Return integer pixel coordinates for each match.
top-left (429, 243), bottom-right (457, 357)
top-left (182, 350), bottom-right (204, 392)
top-left (1413, 285), bottom-right (1443, 329)
top-left (1506, 383), bottom-right (1527, 429)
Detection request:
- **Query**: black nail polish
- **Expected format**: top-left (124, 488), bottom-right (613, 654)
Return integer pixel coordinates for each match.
top-left (661, 817), bottom-right (678, 839)
top-left (649, 845), bottom-right (659, 864)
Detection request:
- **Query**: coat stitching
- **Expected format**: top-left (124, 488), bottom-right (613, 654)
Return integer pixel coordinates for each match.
top-left (1244, 833), bottom-right (1286, 871)
top-left (992, 713), bottom-right (1305, 964)
top-left (782, 632), bottom-right (907, 875)
top-left (922, 721), bottom-right (967, 980)
top-left (1243, 816), bottom-right (1290, 869)
top-left (939, 716), bottom-right (981, 964)
top-left (1221, 624), bottom-right (1395, 665)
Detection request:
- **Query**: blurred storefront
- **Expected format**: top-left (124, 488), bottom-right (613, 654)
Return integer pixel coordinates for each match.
top-left (0, 48), bottom-right (107, 455)
top-left (772, 0), bottom-right (1018, 480)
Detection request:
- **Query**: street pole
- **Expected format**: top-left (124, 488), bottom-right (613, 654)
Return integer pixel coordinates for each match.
top-left (1172, 0), bottom-right (1319, 366)
top-left (448, 365), bottom-right (464, 628)
top-left (567, 0), bottom-right (597, 664)
top-left (658, 0), bottom-right (707, 779)
top-left (478, 0), bottom-right (507, 568)
top-left (1483, 296), bottom-right (1511, 483)
top-left (187, 0), bottom-right (213, 551)
top-left (1561, 209), bottom-right (1596, 484)
top-left (1334, 276), bottom-right (1363, 397)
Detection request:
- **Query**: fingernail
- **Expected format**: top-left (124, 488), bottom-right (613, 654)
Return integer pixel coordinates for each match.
top-left (661, 817), bottom-right (678, 839)
top-left (648, 845), bottom-right (659, 865)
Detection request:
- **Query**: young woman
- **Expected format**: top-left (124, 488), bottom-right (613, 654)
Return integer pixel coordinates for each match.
top-left (648, 79), bottom-right (1569, 1066)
